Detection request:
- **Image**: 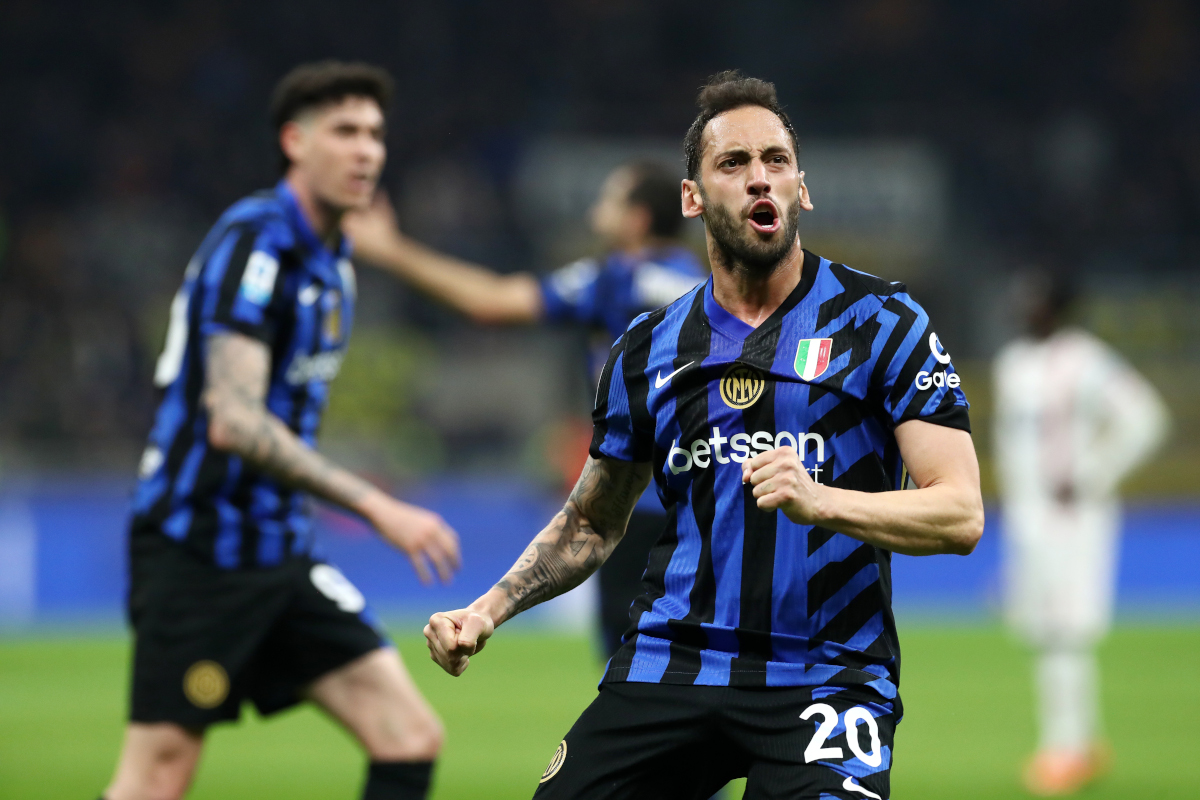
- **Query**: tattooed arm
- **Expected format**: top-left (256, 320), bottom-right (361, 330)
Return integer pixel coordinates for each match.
top-left (424, 455), bottom-right (652, 676)
top-left (203, 331), bottom-right (460, 583)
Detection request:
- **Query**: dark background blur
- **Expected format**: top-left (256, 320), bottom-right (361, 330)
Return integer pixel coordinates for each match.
top-left (1, 9), bottom-right (1197, 797)
top-left (0, 0), bottom-right (1196, 720)
top-left (2, 0), bottom-right (1198, 482)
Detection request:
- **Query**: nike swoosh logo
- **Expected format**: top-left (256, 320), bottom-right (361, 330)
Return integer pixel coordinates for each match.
top-left (298, 284), bottom-right (321, 306)
top-left (655, 361), bottom-right (694, 389)
top-left (842, 776), bottom-right (882, 800)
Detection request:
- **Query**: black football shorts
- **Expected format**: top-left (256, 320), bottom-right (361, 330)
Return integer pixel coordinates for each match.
top-left (532, 680), bottom-right (896, 800)
top-left (127, 535), bottom-right (386, 728)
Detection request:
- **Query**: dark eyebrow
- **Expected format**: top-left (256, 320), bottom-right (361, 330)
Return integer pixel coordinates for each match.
top-left (712, 146), bottom-right (751, 161)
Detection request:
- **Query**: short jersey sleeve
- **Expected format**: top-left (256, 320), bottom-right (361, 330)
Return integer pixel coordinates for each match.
top-left (872, 290), bottom-right (971, 432)
top-left (589, 335), bottom-right (653, 462)
top-left (541, 257), bottom-right (602, 325)
top-left (196, 223), bottom-right (287, 345)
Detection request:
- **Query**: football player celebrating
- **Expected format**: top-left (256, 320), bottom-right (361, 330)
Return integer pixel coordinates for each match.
top-left (425, 71), bottom-right (983, 800)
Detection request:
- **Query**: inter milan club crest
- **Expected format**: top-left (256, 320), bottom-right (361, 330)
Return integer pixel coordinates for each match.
top-left (540, 740), bottom-right (567, 783)
top-left (183, 660), bottom-right (229, 709)
top-left (720, 364), bottom-right (765, 409)
top-left (322, 289), bottom-right (343, 344)
top-left (794, 338), bottom-right (832, 382)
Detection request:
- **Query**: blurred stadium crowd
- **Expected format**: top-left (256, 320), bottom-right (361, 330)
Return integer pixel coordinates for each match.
top-left (0, 0), bottom-right (1197, 483)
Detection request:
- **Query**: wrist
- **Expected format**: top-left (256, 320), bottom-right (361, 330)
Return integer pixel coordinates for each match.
top-left (468, 589), bottom-right (509, 628)
top-left (353, 487), bottom-right (392, 523)
top-left (808, 483), bottom-right (839, 527)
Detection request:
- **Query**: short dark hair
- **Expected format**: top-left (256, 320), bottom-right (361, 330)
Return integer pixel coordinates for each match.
top-left (624, 161), bottom-right (684, 239)
top-left (269, 60), bottom-right (394, 171)
top-left (682, 70), bottom-right (799, 181)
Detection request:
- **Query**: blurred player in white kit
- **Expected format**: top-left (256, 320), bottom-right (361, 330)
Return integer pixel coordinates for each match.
top-left (992, 273), bottom-right (1169, 796)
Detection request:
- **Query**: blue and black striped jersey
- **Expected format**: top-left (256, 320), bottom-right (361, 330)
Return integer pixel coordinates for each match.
top-left (130, 181), bottom-right (356, 569)
top-left (591, 250), bottom-right (970, 701)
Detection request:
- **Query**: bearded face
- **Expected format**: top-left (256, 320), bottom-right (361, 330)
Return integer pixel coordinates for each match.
top-left (700, 182), bottom-right (802, 275)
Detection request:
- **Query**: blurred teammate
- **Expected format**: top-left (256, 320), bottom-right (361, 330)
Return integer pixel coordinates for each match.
top-left (345, 161), bottom-right (705, 658)
top-left (424, 71), bottom-right (984, 800)
top-left (993, 274), bottom-right (1168, 796)
top-left (102, 62), bottom-right (460, 800)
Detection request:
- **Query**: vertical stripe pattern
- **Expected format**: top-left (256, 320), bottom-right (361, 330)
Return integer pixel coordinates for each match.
top-left (130, 182), bottom-right (356, 569)
top-left (591, 250), bottom-right (970, 698)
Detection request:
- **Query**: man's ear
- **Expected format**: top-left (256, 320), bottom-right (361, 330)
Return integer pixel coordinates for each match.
top-left (280, 120), bottom-right (306, 166)
top-left (681, 179), bottom-right (705, 219)
top-left (798, 170), bottom-right (813, 212)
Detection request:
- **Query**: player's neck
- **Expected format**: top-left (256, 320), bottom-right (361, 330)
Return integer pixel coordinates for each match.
top-left (709, 237), bottom-right (803, 329)
top-left (285, 174), bottom-right (345, 249)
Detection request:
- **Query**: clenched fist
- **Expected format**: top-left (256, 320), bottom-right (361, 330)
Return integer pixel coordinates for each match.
top-left (742, 446), bottom-right (828, 525)
top-left (424, 608), bottom-right (495, 677)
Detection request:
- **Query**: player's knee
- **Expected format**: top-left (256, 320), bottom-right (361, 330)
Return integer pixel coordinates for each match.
top-left (108, 748), bottom-right (196, 800)
top-left (367, 705), bottom-right (444, 762)
top-left (409, 710), bottom-right (445, 759)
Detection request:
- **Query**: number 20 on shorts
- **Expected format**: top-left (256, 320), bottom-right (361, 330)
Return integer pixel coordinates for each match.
top-left (800, 703), bottom-right (883, 767)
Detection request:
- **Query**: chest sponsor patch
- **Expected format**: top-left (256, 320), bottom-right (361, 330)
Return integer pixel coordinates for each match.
top-left (794, 338), bottom-right (832, 381)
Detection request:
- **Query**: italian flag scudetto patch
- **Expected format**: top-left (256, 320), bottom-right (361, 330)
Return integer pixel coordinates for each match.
top-left (794, 338), bottom-right (833, 381)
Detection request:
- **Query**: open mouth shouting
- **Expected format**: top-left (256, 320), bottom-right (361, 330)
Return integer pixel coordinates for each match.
top-left (747, 199), bottom-right (781, 235)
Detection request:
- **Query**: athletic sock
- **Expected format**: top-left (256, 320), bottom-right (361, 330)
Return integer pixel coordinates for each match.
top-left (362, 760), bottom-right (435, 800)
top-left (1036, 647), bottom-right (1098, 752)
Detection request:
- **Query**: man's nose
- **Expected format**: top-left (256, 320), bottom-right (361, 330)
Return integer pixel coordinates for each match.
top-left (357, 135), bottom-right (384, 162)
top-left (746, 158), bottom-right (771, 194)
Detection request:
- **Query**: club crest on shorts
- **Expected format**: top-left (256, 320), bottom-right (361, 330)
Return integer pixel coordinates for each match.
top-left (183, 660), bottom-right (229, 709)
top-left (794, 338), bottom-right (833, 382)
top-left (720, 364), bottom-right (765, 409)
top-left (540, 740), bottom-right (567, 783)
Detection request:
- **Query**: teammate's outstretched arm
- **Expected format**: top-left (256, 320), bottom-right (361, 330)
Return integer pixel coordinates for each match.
top-left (203, 331), bottom-right (460, 583)
top-left (744, 419), bottom-right (984, 557)
top-left (425, 455), bottom-right (652, 676)
top-left (343, 194), bottom-right (543, 324)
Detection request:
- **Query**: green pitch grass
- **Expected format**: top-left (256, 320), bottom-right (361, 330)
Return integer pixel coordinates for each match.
top-left (1, 625), bottom-right (1197, 799)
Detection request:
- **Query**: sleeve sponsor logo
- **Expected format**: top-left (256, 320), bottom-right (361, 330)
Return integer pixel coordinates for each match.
top-left (915, 331), bottom-right (961, 390)
top-left (239, 250), bottom-right (279, 306)
top-left (928, 332), bottom-right (952, 364)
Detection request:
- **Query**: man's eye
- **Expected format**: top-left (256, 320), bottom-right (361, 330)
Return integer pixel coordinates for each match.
top-left (721, 159), bottom-right (738, 169)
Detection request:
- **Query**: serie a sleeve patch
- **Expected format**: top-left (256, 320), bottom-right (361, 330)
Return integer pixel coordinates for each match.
top-left (239, 250), bottom-right (280, 306)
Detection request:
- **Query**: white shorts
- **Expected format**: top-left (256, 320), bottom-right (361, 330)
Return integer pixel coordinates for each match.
top-left (1000, 499), bottom-right (1119, 647)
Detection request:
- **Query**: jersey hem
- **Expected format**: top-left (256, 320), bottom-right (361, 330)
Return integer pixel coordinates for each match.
top-left (602, 665), bottom-right (897, 692)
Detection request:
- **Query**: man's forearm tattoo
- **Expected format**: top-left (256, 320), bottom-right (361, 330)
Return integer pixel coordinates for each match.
top-left (203, 333), bottom-right (371, 510)
top-left (493, 456), bottom-right (650, 618)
